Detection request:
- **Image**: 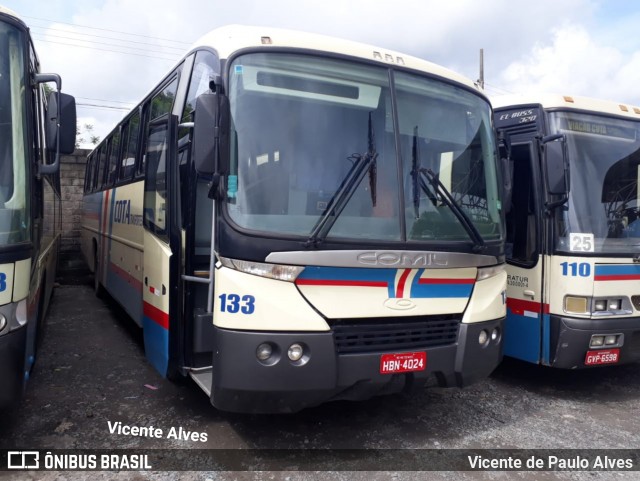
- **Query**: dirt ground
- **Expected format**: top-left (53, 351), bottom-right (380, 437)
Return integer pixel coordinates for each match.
top-left (1, 273), bottom-right (639, 480)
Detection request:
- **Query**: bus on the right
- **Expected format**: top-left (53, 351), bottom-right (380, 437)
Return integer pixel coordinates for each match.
top-left (493, 94), bottom-right (640, 368)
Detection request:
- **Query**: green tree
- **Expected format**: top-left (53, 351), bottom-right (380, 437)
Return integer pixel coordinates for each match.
top-left (76, 123), bottom-right (100, 148)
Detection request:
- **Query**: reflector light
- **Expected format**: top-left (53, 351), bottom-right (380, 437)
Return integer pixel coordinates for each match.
top-left (605, 335), bottom-right (617, 345)
top-left (590, 336), bottom-right (605, 347)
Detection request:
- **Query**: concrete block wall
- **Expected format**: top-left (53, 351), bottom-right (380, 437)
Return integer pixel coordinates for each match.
top-left (60, 149), bottom-right (90, 254)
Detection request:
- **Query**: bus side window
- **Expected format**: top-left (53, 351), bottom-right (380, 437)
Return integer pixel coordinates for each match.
top-left (94, 146), bottom-right (105, 191)
top-left (120, 111), bottom-right (140, 182)
top-left (143, 76), bottom-right (179, 238)
top-left (505, 143), bottom-right (537, 264)
top-left (106, 130), bottom-right (121, 187)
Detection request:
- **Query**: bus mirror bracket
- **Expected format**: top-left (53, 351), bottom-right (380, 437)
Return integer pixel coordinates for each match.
top-left (193, 92), bottom-right (230, 179)
top-left (541, 133), bottom-right (570, 210)
top-left (35, 73), bottom-right (77, 175)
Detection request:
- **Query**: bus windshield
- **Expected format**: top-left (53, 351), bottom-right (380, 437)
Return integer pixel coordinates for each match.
top-left (549, 112), bottom-right (640, 255)
top-left (0, 19), bottom-right (29, 245)
top-left (227, 52), bottom-right (502, 245)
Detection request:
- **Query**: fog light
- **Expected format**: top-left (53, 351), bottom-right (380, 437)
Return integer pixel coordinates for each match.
top-left (478, 330), bottom-right (489, 345)
top-left (590, 335), bottom-right (605, 347)
top-left (594, 300), bottom-right (607, 311)
top-left (0, 313), bottom-right (6, 333)
top-left (287, 343), bottom-right (304, 362)
top-left (491, 328), bottom-right (500, 342)
top-left (605, 335), bottom-right (617, 345)
top-left (256, 343), bottom-right (273, 361)
top-left (608, 299), bottom-right (621, 311)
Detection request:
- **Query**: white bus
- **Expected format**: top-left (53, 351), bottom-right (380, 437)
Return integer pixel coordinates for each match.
top-left (82, 25), bottom-right (506, 413)
top-left (0, 6), bottom-right (76, 407)
top-left (494, 94), bottom-right (640, 368)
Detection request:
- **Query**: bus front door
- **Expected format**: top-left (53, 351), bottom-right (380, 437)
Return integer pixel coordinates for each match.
top-left (142, 114), bottom-right (179, 377)
top-left (503, 142), bottom-right (547, 364)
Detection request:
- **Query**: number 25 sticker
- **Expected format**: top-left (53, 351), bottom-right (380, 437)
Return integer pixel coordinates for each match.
top-left (569, 233), bottom-right (594, 252)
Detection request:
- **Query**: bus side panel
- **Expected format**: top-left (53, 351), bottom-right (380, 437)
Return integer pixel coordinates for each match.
top-left (504, 256), bottom-right (545, 363)
top-left (105, 182), bottom-right (144, 325)
top-left (81, 191), bottom-right (103, 272)
top-left (142, 231), bottom-right (171, 376)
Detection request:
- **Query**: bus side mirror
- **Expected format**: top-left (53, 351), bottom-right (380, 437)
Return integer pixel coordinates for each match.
top-left (542, 134), bottom-right (570, 195)
top-left (498, 132), bottom-right (513, 214)
top-left (193, 92), bottom-right (230, 175)
top-left (500, 155), bottom-right (513, 214)
top-left (46, 92), bottom-right (77, 155)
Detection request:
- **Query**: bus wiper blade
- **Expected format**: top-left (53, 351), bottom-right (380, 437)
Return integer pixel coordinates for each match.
top-left (410, 126), bottom-right (439, 218)
top-left (305, 113), bottom-right (378, 248)
top-left (420, 168), bottom-right (486, 252)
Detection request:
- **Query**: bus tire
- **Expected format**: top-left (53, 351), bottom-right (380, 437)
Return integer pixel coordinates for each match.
top-left (93, 250), bottom-right (105, 299)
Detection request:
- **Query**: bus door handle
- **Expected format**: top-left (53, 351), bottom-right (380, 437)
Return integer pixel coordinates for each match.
top-left (523, 289), bottom-right (535, 298)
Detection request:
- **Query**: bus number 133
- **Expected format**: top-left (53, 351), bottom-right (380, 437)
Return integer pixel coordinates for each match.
top-left (219, 293), bottom-right (256, 314)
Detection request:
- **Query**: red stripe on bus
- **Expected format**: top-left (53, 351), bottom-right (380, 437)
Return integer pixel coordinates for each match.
top-left (109, 262), bottom-right (143, 293)
top-left (507, 297), bottom-right (550, 315)
top-left (396, 269), bottom-right (412, 298)
top-left (595, 274), bottom-right (640, 281)
top-left (295, 279), bottom-right (388, 288)
top-left (418, 278), bottom-right (476, 285)
top-left (143, 301), bottom-right (169, 330)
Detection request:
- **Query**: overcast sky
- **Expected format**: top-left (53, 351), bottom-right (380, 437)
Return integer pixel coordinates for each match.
top-left (3, 0), bottom-right (640, 147)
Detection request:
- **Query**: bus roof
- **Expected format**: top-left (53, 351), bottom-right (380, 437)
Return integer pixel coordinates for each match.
top-left (491, 93), bottom-right (640, 120)
top-left (0, 6), bottom-right (23, 22)
top-left (192, 25), bottom-right (479, 90)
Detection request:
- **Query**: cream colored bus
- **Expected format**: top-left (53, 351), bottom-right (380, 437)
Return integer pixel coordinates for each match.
top-left (0, 6), bottom-right (76, 407)
top-left (82, 25), bottom-right (506, 413)
top-left (494, 94), bottom-right (640, 368)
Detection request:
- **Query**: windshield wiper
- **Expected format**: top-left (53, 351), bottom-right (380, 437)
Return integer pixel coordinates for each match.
top-left (411, 126), bottom-right (438, 218)
top-left (418, 167), bottom-right (486, 252)
top-left (305, 113), bottom-right (378, 247)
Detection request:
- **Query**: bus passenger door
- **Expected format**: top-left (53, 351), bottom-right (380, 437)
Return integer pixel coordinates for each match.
top-left (504, 142), bottom-right (546, 363)
top-left (142, 112), bottom-right (179, 377)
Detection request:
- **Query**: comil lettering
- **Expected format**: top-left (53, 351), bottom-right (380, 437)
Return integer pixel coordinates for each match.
top-left (357, 252), bottom-right (448, 267)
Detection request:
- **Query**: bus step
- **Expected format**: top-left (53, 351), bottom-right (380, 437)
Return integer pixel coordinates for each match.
top-left (189, 368), bottom-right (212, 396)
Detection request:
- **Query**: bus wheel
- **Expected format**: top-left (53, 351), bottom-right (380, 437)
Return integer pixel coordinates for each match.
top-left (94, 250), bottom-right (105, 298)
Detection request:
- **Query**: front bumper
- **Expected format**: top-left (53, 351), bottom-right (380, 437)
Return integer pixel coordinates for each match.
top-left (210, 317), bottom-right (504, 413)
top-left (549, 314), bottom-right (640, 368)
top-left (0, 324), bottom-right (27, 408)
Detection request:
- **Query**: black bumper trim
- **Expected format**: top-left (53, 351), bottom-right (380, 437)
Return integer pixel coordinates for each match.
top-left (549, 314), bottom-right (640, 368)
top-left (209, 318), bottom-right (504, 413)
top-left (0, 325), bottom-right (27, 408)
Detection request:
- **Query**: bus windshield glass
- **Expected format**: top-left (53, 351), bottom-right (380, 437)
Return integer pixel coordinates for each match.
top-left (227, 52), bottom-right (502, 245)
top-left (0, 20), bottom-right (29, 244)
top-left (549, 112), bottom-right (640, 255)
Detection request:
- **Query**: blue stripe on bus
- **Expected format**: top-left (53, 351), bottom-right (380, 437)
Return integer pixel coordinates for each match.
top-left (143, 314), bottom-right (169, 377)
top-left (542, 313), bottom-right (551, 365)
top-left (595, 265), bottom-right (640, 276)
top-left (503, 310), bottom-right (541, 363)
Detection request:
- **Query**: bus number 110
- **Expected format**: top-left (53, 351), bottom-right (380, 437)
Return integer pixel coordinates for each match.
top-left (560, 262), bottom-right (591, 277)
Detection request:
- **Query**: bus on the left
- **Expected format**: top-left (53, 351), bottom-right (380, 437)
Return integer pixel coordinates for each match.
top-left (0, 6), bottom-right (76, 407)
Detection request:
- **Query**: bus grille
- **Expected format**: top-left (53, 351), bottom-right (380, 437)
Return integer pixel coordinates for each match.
top-left (329, 315), bottom-right (460, 354)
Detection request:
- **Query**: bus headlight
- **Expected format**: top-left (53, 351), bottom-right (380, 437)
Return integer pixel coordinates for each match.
top-left (476, 264), bottom-right (505, 281)
top-left (564, 296), bottom-right (629, 315)
top-left (219, 257), bottom-right (304, 282)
